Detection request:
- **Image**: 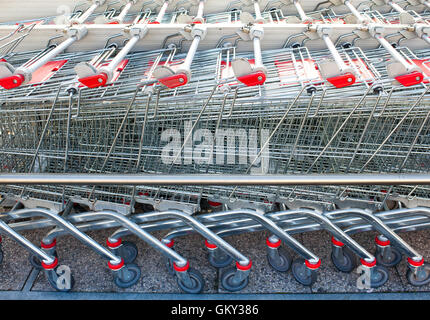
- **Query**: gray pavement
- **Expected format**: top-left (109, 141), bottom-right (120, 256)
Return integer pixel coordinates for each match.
top-left (1, 225), bottom-right (430, 297)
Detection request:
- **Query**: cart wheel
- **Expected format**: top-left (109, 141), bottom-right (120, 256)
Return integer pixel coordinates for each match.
top-left (46, 267), bottom-right (74, 292)
top-left (370, 265), bottom-right (389, 288)
top-left (208, 252), bottom-right (233, 268)
top-left (176, 268), bottom-right (204, 294)
top-left (29, 250), bottom-right (57, 270)
top-left (331, 247), bottom-right (357, 273)
top-left (292, 258), bottom-right (318, 286)
top-left (375, 246), bottom-right (402, 267)
top-left (267, 248), bottom-right (291, 272)
top-left (117, 241), bottom-right (138, 264)
top-left (114, 263), bottom-right (141, 288)
top-left (406, 264), bottom-right (430, 286)
top-left (220, 266), bottom-right (249, 292)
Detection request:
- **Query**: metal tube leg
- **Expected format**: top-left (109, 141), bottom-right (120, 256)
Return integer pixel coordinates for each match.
top-left (194, 0), bottom-right (205, 23)
top-left (344, 0), bottom-right (368, 23)
top-left (254, 0), bottom-right (264, 23)
top-left (155, 1), bottom-right (169, 23)
top-left (293, 0), bottom-right (311, 22)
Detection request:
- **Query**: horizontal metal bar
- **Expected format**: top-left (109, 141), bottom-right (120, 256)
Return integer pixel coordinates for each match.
top-left (1, 174), bottom-right (430, 186)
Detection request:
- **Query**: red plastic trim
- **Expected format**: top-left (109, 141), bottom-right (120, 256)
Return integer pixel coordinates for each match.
top-left (41, 238), bottom-right (57, 249)
top-left (108, 21), bottom-right (119, 24)
top-left (375, 235), bottom-right (390, 247)
top-left (148, 21), bottom-right (160, 24)
top-left (237, 71), bottom-right (266, 86)
top-left (205, 239), bottom-right (217, 249)
top-left (173, 261), bottom-right (190, 272)
top-left (331, 236), bottom-right (345, 247)
top-left (360, 258), bottom-right (376, 267)
top-left (236, 260), bottom-right (252, 271)
top-left (395, 71), bottom-right (424, 87)
top-left (408, 257), bottom-right (424, 267)
top-left (42, 257), bottom-right (58, 270)
top-left (266, 237), bottom-right (281, 248)
top-left (108, 258), bottom-right (125, 271)
top-left (78, 72), bottom-right (108, 88)
top-left (326, 72), bottom-right (356, 88)
top-left (106, 237), bottom-right (122, 249)
top-left (208, 200), bottom-right (222, 207)
top-left (158, 73), bottom-right (188, 89)
top-left (164, 240), bottom-right (174, 248)
top-left (305, 259), bottom-right (321, 270)
top-left (0, 74), bottom-right (25, 90)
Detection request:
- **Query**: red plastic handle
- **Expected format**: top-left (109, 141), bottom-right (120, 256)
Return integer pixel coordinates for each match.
top-left (237, 71), bottom-right (266, 86)
top-left (395, 71), bottom-right (423, 87)
top-left (158, 73), bottom-right (188, 89)
top-left (326, 72), bottom-right (356, 88)
top-left (0, 74), bottom-right (25, 90)
top-left (78, 72), bottom-right (108, 88)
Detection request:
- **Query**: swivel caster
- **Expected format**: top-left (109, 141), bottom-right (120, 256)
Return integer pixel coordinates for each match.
top-left (117, 241), bottom-right (138, 264)
top-left (29, 250), bottom-right (57, 270)
top-left (176, 268), bottom-right (205, 294)
top-left (220, 266), bottom-right (249, 292)
top-left (267, 248), bottom-right (292, 272)
top-left (43, 259), bottom-right (74, 292)
top-left (360, 259), bottom-right (389, 288)
top-left (113, 263), bottom-right (141, 288)
top-left (206, 240), bottom-right (233, 268)
top-left (374, 236), bottom-right (402, 267)
top-left (331, 247), bottom-right (357, 273)
top-left (291, 258), bottom-right (319, 286)
top-left (208, 252), bottom-right (233, 268)
top-left (369, 265), bottom-right (389, 288)
top-left (406, 258), bottom-right (430, 286)
top-left (31, 239), bottom-right (58, 270)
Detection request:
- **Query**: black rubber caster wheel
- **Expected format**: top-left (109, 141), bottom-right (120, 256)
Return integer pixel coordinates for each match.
top-left (370, 265), bottom-right (389, 288)
top-left (267, 248), bottom-right (292, 272)
top-left (114, 263), bottom-right (141, 288)
top-left (46, 267), bottom-right (75, 292)
top-left (117, 241), bottom-right (138, 264)
top-left (29, 250), bottom-right (57, 270)
top-left (220, 266), bottom-right (249, 292)
top-left (331, 247), bottom-right (357, 273)
top-left (406, 264), bottom-right (430, 286)
top-left (176, 268), bottom-right (205, 294)
top-left (292, 258), bottom-right (318, 286)
top-left (208, 252), bottom-right (233, 268)
top-left (375, 246), bottom-right (402, 267)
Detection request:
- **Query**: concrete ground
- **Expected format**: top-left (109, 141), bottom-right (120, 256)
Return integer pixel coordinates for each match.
top-left (1, 222), bottom-right (430, 296)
